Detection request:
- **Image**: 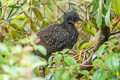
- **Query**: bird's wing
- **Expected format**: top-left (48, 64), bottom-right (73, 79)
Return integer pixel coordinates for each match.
top-left (37, 24), bottom-right (69, 50)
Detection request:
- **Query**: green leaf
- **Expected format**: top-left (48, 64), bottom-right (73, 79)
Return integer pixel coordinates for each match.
top-left (105, 54), bottom-right (119, 73)
top-left (93, 59), bottom-right (105, 69)
top-left (93, 69), bottom-right (107, 80)
top-left (96, 44), bottom-right (106, 57)
top-left (22, 54), bottom-right (47, 69)
top-left (96, 8), bottom-right (102, 27)
top-left (92, 0), bottom-right (99, 12)
top-left (61, 49), bottom-right (69, 54)
top-left (53, 70), bottom-right (63, 80)
top-left (9, 5), bottom-right (20, 8)
top-left (105, 3), bottom-right (111, 27)
top-left (0, 0), bottom-right (2, 17)
top-left (96, 0), bottom-right (103, 27)
top-left (0, 43), bottom-right (8, 54)
top-left (0, 74), bottom-right (10, 80)
top-left (81, 42), bottom-right (92, 49)
top-left (32, 7), bottom-right (43, 21)
top-left (35, 45), bottom-right (47, 56)
top-left (11, 45), bottom-right (22, 54)
top-left (64, 56), bottom-right (77, 65)
top-left (10, 23), bottom-right (25, 32)
top-left (79, 70), bottom-right (89, 77)
top-left (31, 20), bottom-right (37, 32)
top-left (11, 31), bottom-right (20, 39)
top-left (55, 54), bottom-right (62, 63)
top-left (62, 71), bottom-right (70, 80)
top-left (106, 39), bottom-right (118, 44)
top-left (112, 0), bottom-right (120, 15)
top-left (48, 56), bottom-right (53, 66)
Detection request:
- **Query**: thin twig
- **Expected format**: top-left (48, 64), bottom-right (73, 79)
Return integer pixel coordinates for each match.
top-left (10, 0), bottom-right (26, 18)
top-left (0, 7), bottom-right (30, 25)
top-left (111, 16), bottom-right (120, 32)
top-left (52, 0), bottom-right (65, 14)
top-left (109, 30), bottom-right (120, 36)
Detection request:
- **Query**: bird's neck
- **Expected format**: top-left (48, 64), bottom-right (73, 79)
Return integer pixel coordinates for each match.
top-left (61, 21), bottom-right (77, 32)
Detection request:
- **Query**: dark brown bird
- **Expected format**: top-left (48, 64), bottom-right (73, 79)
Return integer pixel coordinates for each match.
top-left (34, 11), bottom-right (83, 59)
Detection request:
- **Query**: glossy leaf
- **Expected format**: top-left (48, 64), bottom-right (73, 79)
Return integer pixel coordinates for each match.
top-left (93, 59), bottom-right (105, 69)
top-left (32, 7), bottom-right (43, 21)
top-left (35, 45), bottom-right (47, 56)
top-left (112, 0), bottom-right (120, 15)
top-left (22, 54), bottom-right (47, 69)
top-left (105, 3), bottom-right (111, 27)
top-left (55, 54), bottom-right (62, 63)
top-left (10, 23), bottom-right (25, 32)
top-left (62, 71), bottom-right (70, 80)
top-left (53, 70), bottom-right (63, 80)
top-left (106, 39), bottom-right (118, 44)
top-left (92, 0), bottom-right (99, 12)
top-left (105, 54), bottom-right (119, 73)
top-left (79, 70), bottom-right (89, 77)
top-left (64, 56), bottom-right (77, 65)
top-left (96, 0), bottom-right (103, 27)
top-left (96, 44), bottom-right (106, 57)
top-left (81, 42), bottom-right (92, 49)
top-left (93, 69), bottom-right (107, 80)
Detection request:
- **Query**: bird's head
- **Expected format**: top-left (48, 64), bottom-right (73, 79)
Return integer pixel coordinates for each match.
top-left (63, 11), bottom-right (83, 25)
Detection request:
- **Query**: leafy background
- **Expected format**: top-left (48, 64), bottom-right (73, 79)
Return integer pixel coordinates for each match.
top-left (0, 0), bottom-right (120, 80)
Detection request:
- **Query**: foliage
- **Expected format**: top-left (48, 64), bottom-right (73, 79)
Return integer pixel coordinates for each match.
top-left (0, 0), bottom-right (120, 80)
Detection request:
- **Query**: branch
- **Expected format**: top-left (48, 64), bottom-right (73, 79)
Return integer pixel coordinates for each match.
top-left (109, 31), bottom-right (120, 36)
top-left (52, 0), bottom-right (65, 14)
top-left (77, 26), bottom-right (110, 78)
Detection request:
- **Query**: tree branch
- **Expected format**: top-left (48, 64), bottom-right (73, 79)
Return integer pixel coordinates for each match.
top-left (109, 31), bottom-right (120, 36)
top-left (77, 26), bottom-right (110, 78)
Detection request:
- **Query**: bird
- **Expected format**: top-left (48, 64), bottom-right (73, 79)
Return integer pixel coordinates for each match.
top-left (34, 11), bottom-right (83, 60)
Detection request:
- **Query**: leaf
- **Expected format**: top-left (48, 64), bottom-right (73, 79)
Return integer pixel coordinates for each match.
top-left (92, 0), bottom-right (99, 12)
top-left (62, 71), bottom-right (70, 80)
top-left (105, 54), bottom-right (119, 73)
top-left (11, 45), bottom-right (22, 54)
top-left (55, 54), bottom-right (62, 63)
top-left (81, 42), bottom-right (92, 49)
top-left (48, 56), bottom-right (53, 66)
top-left (0, 74), bottom-right (10, 80)
top-left (32, 7), bottom-right (43, 21)
top-left (96, 8), bottom-right (102, 27)
top-left (23, 46), bottom-right (33, 53)
top-left (79, 70), bottom-right (89, 77)
top-left (11, 31), bottom-right (20, 39)
top-left (93, 69), bottom-right (107, 80)
top-left (0, 0), bottom-right (2, 17)
top-left (64, 56), bottom-right (77, 65)
top-left (22, 54), bottom-right (47, 69)
top-left (9, 5), bottom-right (20, 8)
top-left (96, 44), bottom-right (106, 57)
top-left (105, 3), bottom-right (111, 27)
top-left (35, 45), bottom-right (47, 56)
top-left (112, 0), bottom-right (120, 15)
top-left (31, 20), bottom-right (37, 32)
top-left (93, 59), bottom-right (105, 69)
top-left (10, 23), bottom-right (25, 32)
top-left (53, 70), bottom-right (63, 80)
top-left (96, 0), bottom-right (103, 27)
top-left (61, 49), bottom-right (69, 54)
top-left (0, 43), bottom-right (8, 54)
top-left (106, 39), bottom-right (118, 44)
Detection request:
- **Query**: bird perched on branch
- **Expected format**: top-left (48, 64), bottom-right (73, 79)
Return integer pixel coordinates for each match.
top-left (34, 11), bottom-right (83, 60)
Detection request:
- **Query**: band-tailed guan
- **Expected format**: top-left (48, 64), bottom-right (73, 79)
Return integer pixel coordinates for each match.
top-left (34, 11), bottom-right (83, 59)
